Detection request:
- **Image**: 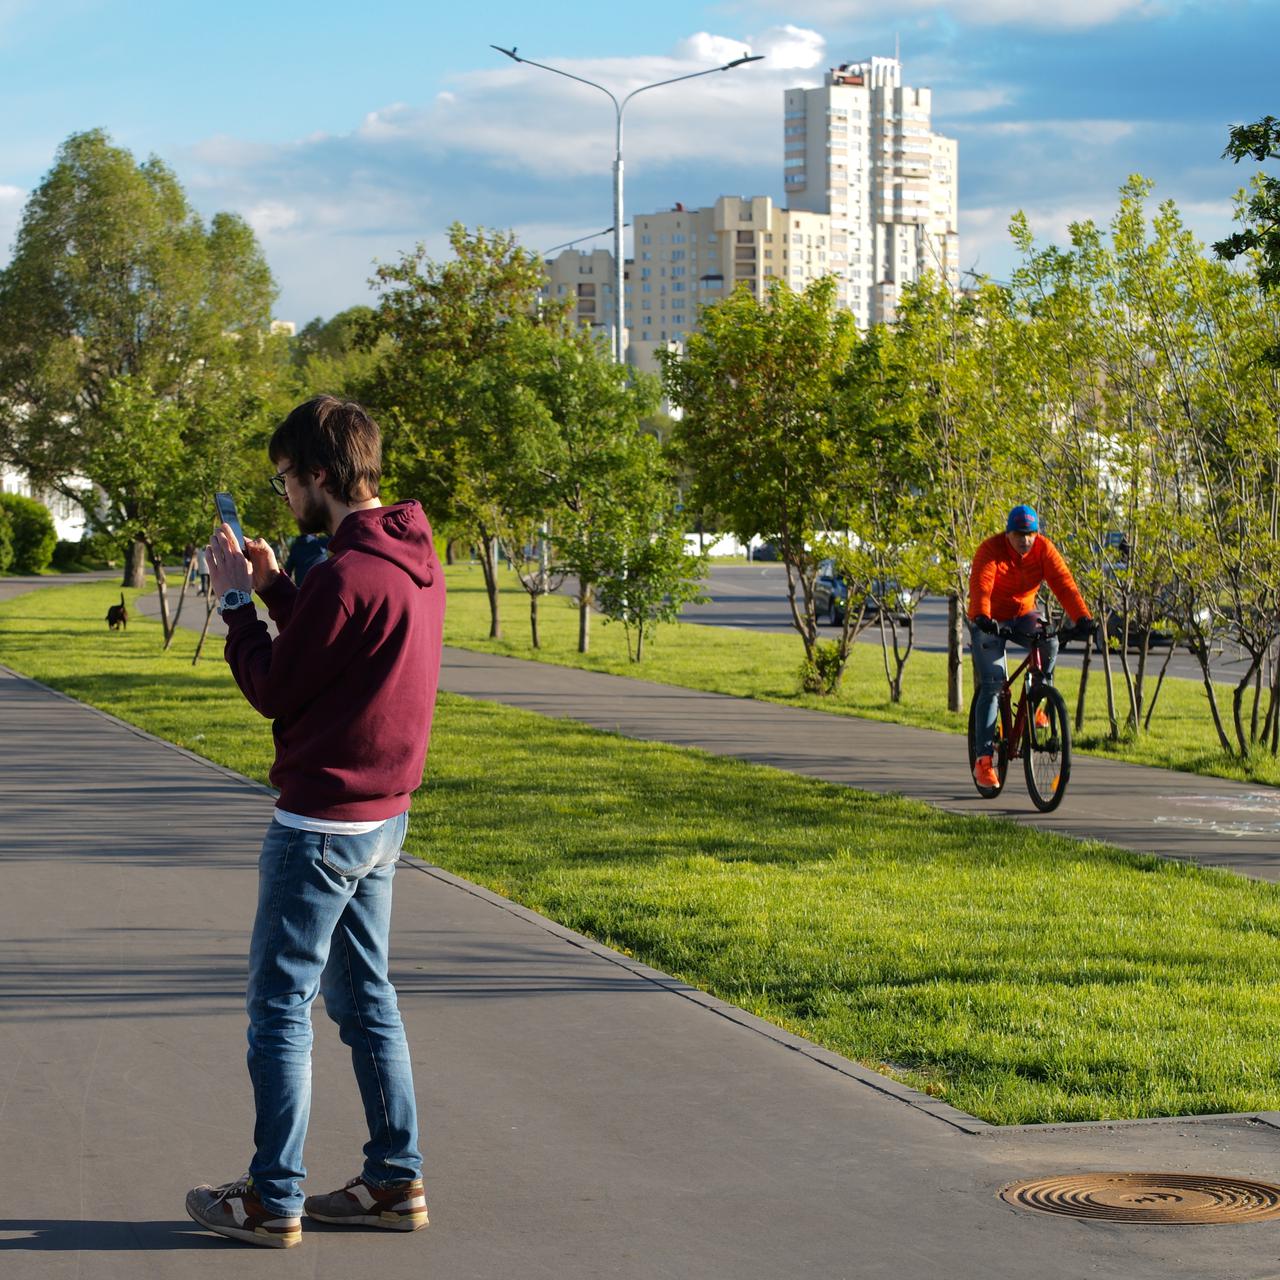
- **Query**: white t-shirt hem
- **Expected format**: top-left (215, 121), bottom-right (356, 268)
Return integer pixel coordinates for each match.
top-left (273, 807), bottom-right (405, 835)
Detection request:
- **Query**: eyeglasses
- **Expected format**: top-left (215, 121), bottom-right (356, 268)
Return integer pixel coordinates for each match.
top-left (269, 467), bottom-right (293, 497)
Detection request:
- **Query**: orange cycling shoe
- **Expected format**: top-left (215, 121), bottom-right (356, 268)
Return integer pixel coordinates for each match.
top-left (1034, 707), bottom-right (1051, 730)
top-left (973, 755), bottom-right (1000, 788)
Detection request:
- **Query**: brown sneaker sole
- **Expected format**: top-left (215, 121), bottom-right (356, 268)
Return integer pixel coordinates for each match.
top-left (304, 1205), bottom-right (428, 1231)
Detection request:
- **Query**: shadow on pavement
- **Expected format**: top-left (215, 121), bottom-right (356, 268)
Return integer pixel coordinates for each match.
top-left (0, 1219), bottom-right (222, 1251)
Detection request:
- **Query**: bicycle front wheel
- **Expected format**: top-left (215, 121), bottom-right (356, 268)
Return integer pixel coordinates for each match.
top-left (1024, 684), bottom-right (1071, 812)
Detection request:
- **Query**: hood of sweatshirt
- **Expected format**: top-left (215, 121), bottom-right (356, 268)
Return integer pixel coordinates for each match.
top-left (327, 500), bottom-right (437, 588)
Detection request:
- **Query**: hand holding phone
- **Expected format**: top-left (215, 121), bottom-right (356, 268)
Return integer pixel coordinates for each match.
top-left (214, 492), bottom-right (247, 551)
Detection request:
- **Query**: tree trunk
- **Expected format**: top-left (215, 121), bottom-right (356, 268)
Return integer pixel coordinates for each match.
top-left (1231, 659), bottom-right (1261, 759)
top-left (123, 538), bottom-right (146, 588)
top-left (1099, 639), bottom-right (1119, 741)
top-left (1189, 639), bottom-right (1235, 755)
top-left (192, 592), bottom-right (217, 665)
top-left (162, 560), bottom-right (195, 652)
top-left (530, 591), bottom-right (540, 650)
top-left (1142, 642), bottom-right (1178, 732)
top-left (478, 534), bottom-right (500, 639)
top-left (145, 544), bottom-right (173, 642)
top-left (1075, 637), bottom-right (1092, 734)
top-left (445, 538), bottom-right (456, 566)
top-left (946, 593), bottom-right (963, 714)
top-left (578, 583), bottom-right (592, 654)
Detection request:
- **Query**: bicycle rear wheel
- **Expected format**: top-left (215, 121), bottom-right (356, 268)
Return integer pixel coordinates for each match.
top-left (1024, 684), bottom-right (1071, 811)
top-left (967, 691), bottom-right (1008, 798)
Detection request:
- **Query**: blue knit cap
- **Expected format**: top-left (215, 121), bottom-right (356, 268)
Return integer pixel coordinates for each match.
top-left (1006, 504), bottom-right (1039, 533)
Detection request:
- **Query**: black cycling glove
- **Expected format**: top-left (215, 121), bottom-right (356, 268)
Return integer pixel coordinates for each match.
top-left (974, 614), bottom-right (998, 634)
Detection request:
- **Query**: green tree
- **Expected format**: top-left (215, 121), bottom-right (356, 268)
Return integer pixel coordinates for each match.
top-left (664, 278), bottom-right (866, 691)
top-left (367, 224), bottom-right (566, 640)
top-left (1215, 116), bottom-right (1280, 287)
top-left (0, 494), bottom-right (46, 572)
top-left (0, 502), bottom-right (12, 573)
top-left (520, 323), bottom-right (662, 655)
top-left (0, 129), bottom-right (280, 590)
top-left (883, 277), bottom-right (1022, 712)
top-left (586, 437), bottom-right (706, 663)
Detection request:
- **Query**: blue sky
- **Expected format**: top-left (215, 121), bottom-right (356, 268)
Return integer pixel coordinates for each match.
top-left (0, 0), bottom-right (1273, 323)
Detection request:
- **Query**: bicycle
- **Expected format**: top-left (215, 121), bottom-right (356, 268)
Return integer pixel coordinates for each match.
top-left (967, 618), bottom-right (1089, 813)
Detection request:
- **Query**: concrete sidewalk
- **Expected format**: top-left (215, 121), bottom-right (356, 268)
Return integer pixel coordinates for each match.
top-left (8, 666), bottom-right (1280, 1279)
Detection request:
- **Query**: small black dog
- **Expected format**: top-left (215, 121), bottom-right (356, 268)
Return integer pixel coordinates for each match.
top-left (106, 593), bottom-right (128, 631)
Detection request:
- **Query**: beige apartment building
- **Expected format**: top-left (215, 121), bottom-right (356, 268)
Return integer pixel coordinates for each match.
top-left (623, 195), bottom-right (834, 374)
top-left (784, 56), bottom-right (959, 327)
top-left (538, 246), bottom-right (618, 350)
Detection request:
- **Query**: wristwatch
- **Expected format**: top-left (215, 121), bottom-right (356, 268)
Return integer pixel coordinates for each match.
top-left (216, 588), bottom-right (254, 616)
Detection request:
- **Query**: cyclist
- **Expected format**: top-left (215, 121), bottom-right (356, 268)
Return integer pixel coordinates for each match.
top-left (968, 504), bottom-right (1094, 789)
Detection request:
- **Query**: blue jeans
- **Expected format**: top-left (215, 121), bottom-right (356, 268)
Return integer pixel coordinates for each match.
top-left (246, 814), bottom-right (421, 1216)
top-left (970, 614), bottom-right (1058, 758)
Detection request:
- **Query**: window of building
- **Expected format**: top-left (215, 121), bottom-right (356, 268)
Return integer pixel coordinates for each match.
top-left (579, 283), bottom-right (595, 296)
top-left (672, 234), bottom-right (686, 243)
top-left (671, 250), bottom-right (685, 261)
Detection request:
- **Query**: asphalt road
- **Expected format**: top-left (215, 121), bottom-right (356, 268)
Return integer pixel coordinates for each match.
top-left (683, 563), bottom-right (1253, 687)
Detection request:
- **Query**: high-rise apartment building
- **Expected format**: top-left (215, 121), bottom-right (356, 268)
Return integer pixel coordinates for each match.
top-left (784, 57), bottom-right (958, 327)
top-left (538, 246), bottom-right (618, 350)
top-left (623, 195), bottom-right (833, 374)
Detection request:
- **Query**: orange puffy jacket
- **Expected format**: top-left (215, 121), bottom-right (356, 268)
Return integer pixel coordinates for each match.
top-left (967, 533), bottom-right (1090, 623)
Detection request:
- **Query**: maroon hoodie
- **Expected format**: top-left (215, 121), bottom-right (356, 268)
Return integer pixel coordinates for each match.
top-left (223, 501), bottom-right (446, 821)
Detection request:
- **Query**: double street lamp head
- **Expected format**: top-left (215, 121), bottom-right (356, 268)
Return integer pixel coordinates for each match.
top-left (490, 42), bottom-right (765, 363)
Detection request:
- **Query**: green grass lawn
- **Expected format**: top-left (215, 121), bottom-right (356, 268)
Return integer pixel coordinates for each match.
top-left (3, 579), bottom-right (1280, 1126)
top-left (443, 563), bottom-right (1280, 788)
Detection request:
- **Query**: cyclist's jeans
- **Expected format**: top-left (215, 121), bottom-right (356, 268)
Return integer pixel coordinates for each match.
top-left (970, 614), bottom-right (1059, 758)
top-left (245, 813), bottom-right (421, 1216)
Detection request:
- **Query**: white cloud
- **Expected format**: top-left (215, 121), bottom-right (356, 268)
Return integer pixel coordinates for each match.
top-left (962, 117), bottom-right (1138, 146)
top-left (740, 0), bottom-right (1168, 30)
top-left (246, 202), bottom-right (299, 236)
top-left (0, 182), bottom-right (25, 259)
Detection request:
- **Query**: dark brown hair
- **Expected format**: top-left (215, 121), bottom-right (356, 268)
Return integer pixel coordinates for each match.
top-left (269, 395), bottom-right (382, 504)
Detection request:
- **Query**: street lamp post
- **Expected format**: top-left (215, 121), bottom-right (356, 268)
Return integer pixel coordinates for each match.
top-left (492, 45), bottom-right (764, 364)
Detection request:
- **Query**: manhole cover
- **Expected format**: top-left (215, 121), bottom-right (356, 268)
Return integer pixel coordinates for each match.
top-left (1000, 1173), bottom-right (1280, 1224)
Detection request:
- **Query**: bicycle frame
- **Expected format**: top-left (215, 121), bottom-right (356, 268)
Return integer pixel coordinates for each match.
top-left (995, 630), bottom-right (1051, 762)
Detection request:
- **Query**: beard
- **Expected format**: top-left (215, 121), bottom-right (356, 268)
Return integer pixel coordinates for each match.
top-left (293, 489), bottom-right (330, 536)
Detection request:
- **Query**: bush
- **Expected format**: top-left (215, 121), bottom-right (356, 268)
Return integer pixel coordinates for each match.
top-left (0, 493), bottom-right (57, 574)
top-left (799, 641), bottom-right (846, 695)
top-left (0, 503), bottom-right (12, 573)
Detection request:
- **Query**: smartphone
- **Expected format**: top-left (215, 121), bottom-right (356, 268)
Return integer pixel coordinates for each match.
top-left (213, 492), bottom-right (247, 551)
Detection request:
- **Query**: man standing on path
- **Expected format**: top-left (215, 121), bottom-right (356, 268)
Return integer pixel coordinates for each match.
top-left (186, 396), bottom-right (445, 1248)
top-left (968, 503), bottom-right (1093, 790)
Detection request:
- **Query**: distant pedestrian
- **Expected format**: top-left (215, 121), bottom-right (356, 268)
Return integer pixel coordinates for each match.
top-left (283, 532), bottom-right (329, 587)
top-left (186, 395), bottom-right (444, 1249)
top-left (196, 546), bottom-right (210, 597)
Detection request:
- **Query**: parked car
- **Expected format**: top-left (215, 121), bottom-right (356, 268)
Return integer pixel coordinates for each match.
top-left (751, 541), bottom-right (781, 562)
top-left (814, 561), bottom-right (910, 627)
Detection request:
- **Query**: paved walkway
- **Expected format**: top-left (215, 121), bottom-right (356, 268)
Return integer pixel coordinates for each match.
top-left (5, 576), bottom-right (1280, 1277)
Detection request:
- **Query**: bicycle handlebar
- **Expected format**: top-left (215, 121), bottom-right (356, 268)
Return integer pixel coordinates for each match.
top-left (996, 619), bottom-right (1094, 643)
